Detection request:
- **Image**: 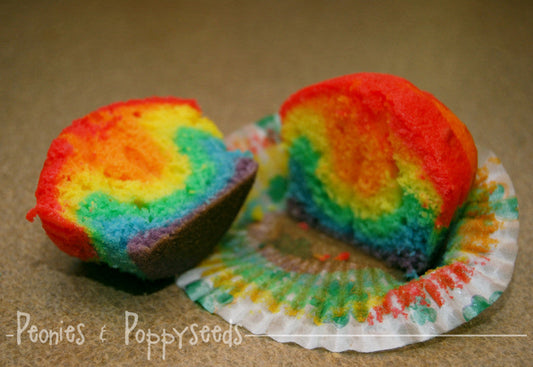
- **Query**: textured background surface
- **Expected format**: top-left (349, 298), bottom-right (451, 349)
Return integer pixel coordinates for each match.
top-left (1, 1), bottom-right (532, 365)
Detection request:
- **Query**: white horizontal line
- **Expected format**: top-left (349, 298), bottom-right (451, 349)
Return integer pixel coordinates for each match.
top-left (245, 334), bottom-right (528, 338)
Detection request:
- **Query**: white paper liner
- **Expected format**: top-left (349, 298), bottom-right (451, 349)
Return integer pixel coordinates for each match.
top-left (177, 115), bottom-right (519, 352)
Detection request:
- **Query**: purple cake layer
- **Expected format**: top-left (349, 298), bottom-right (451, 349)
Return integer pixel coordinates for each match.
top-left (128, 156), bottom-right (258, 278)
top-left (287, 198), bottom-right (430, 277)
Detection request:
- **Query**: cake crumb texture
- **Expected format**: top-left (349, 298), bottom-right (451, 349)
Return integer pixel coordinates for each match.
top-left (280, 73), bottom-right (477, 274)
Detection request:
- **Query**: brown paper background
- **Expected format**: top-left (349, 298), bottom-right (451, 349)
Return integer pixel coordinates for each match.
top-left (1, 1), bottom-right (532, 365)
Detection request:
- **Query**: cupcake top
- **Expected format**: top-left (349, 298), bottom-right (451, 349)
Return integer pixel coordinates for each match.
top-left (280, 73), bottom-right (477, 229)
top-left (27, 97), bottom-right (249, 275)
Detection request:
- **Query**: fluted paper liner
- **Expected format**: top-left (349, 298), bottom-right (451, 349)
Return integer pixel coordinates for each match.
top-left (177, 115), bottom-right (519, 352)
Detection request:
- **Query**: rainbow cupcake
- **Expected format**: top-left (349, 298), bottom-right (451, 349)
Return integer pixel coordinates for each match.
top-left (27, 97), bottom-right (258, 279)
top-left (280, 73), bottom-right (477, 275)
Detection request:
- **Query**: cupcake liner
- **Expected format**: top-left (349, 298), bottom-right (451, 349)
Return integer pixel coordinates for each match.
top-left (177, 115), bottom-right (519, 352)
